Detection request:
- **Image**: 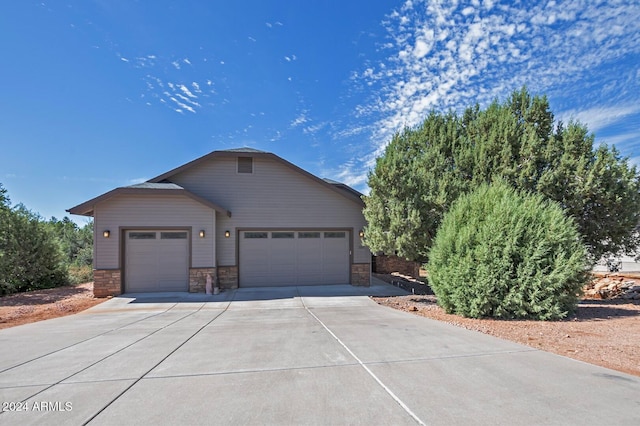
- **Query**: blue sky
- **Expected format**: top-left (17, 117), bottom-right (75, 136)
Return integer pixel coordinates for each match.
top-left (1, 0), bottom-right (639, 224)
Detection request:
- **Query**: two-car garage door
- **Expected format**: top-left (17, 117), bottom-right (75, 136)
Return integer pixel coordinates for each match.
top-left (239, 230), bottom-right (350, 287)
top-left (125, 230), bottom-right (189, 292)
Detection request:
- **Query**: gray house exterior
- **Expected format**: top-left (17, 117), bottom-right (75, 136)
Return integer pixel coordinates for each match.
top-left (68, 148), bottom-right (370, 297)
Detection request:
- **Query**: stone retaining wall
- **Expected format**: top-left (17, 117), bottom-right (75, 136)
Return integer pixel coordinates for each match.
top-left (374, 255), bottom-right (420, 278)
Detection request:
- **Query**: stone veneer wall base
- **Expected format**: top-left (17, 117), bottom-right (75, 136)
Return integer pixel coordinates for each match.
top-left (189, 267), bottom-right (216, 293)
top-left (93, 269), bottom-right (122, 297)
top-left (217, 265), bottom-right (239, 289)
top-left (351, 263), bottom-right (371, 287)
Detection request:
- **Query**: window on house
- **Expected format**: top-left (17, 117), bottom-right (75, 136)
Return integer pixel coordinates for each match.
top-left (129, 232), bottom-right (156, 239)
top-left (237, 157), bottom-right (253, 173)
top-left (161, 232), bottom-right (188, 239)
top-left (324, 232), bottom-right (346, 238)
top-left (298, 232), bottom-right (320, 238)
top-left (244, 232), bottom-right (268, 238)
top-left (272, 232), bottom-right (294, 238)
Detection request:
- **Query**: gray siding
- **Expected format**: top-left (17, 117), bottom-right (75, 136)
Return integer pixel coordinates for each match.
top-left (94, 195), bottom-right (215, 269)
top-left (170, 157), bottom-right (369, 266)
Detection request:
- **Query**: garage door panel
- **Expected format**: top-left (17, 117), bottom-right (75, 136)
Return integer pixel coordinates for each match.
top-left (270, 240), bottom-right (297, 268)
top-left (297, 273), bottom-right (323, 286)
top-left (126, 230), bottom-right (188, 293)
top-left (321, 232), bottom-right (349, 284)
top-left (240, 230), bottom-right (350, 287)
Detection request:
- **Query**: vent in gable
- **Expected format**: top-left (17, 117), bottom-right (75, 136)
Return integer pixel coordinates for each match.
top-left (237, 157), bottom-right (253, 174)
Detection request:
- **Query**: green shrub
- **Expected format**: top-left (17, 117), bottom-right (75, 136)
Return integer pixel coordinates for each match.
top-left (0, 204), bottom-right (68, 295)
top-left (68, 265), bottom-right (93, 285)
top-left (427, 182), bottom-right (588, 320)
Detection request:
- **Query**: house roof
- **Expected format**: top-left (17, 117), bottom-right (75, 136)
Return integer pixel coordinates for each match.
top-left (323, 178), bottom-right (364, 199)
top-left (126, 182), bottom-right (183, 190)
top-left (67, 182), bottom-right (232, 217)
top-left (68, 148), bottom-right (364, 217)
top-left (219, 147), bottom-right (268, 153)
top-left (149, 148), bottom-right (364, 206)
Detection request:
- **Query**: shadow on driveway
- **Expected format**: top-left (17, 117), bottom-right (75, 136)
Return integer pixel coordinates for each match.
top-left (122, 281), bottom-right (409, 304)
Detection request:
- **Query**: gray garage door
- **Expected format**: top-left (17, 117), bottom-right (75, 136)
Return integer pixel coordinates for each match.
top-left (125, 230), bottom-right (189, 292)
top-left (239, 230), bottom-right (350, 287)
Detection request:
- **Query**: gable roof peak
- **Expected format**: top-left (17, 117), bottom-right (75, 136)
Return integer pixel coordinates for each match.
top-left (126, 182), bottom-right (183, 190)
top-left (148, 148), bottom-right (364, 207)
top-left (219, 147), bottom-right (268, 154)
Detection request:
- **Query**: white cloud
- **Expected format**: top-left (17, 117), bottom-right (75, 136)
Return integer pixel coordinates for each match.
top-left (413, 39), bottom-right (431, 58)
top-left (598, 131), bottom-right (640, 149)
top-left (270, 130), bottom-right (282, 142)
top-left (172, 61), bottom-right (181, 70)
top-left (333, 125), bottom-right (370, 140)
top-left (175, 93), bottom-right (201, 107)
top-left (323, 159), bottom-right (369, 191)
top-left (291, 112), bottom-right (309, 127)
top-left (183, 58), bottom-right (191, 65)
top-left (144, 77), bottom-right (204, 113)
top-left (336, 0), bottom-right (640, 193)
top-left (178, 84), bottom-right (197, 99)
top-left (560, 105), bottom-right (640, 134)
top-left (303, 122), bottom-right (327, 135)
top-left (129, 177), bottom-right (148, 185)
top-left (351, 0), bottom-right (640, 157)
top-left (169, 97), bottom-right (196, 114)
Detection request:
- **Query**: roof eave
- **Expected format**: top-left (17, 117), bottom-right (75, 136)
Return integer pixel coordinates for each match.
top-left (67, 187), bottom-right (231, 218)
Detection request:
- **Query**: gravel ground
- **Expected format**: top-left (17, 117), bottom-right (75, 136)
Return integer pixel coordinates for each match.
top-left (0, 283), bottom-right (104, 330)
top-left (372, 273), bottom-right (640, 377)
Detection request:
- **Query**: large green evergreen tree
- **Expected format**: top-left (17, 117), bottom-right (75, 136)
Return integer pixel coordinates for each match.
top-left (363, 88), bottom-right (640, 262)
top-left (48, 217), bottom-right (93, 266)
top-left (0, 183), bottom-right (91, 294)
top-left (0, 204), bottom-right (67, 294)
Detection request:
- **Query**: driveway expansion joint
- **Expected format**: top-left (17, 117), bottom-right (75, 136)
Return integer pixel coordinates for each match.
top-left (81, 300), bottom-right (232, 425)
top-left (363, 348), bottom-right (539, 366)
top-left (296, 287), bottom-right (427, 426)
top-left (0, 302), bottom-right (183, 376)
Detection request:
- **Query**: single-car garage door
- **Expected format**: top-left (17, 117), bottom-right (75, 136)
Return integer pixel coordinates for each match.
top-left (125, 230), bottom-right (189, 292)
top-left (239, 230), bottom-right (350, 287)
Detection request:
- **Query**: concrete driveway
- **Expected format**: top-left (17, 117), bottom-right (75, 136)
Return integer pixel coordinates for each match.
top-left (0, 280), bottom-right (639, 426)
